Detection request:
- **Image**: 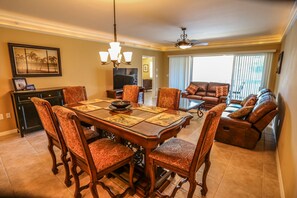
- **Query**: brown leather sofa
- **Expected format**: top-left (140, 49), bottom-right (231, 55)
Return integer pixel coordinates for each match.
top-left (182, 82), bottom-right (230, 109)
top-left (215, 89), bottom-right (278, 149)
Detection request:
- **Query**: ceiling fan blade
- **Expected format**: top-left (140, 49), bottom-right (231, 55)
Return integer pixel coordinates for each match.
top-left (191, 40), bottom-right (208, 46)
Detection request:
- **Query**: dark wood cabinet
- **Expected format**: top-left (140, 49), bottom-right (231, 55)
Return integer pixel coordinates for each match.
top-left (11, 88), bottom-right (64, 137)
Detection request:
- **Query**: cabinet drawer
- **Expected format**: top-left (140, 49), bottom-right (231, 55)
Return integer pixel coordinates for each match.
top-left (17, 93), bottom-right (40, 102)
top-left (41, 91), bottom-right (61, 98)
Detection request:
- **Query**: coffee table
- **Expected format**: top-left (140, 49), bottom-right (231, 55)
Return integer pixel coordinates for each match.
top-left (179, 98), bottom-right (205, 118)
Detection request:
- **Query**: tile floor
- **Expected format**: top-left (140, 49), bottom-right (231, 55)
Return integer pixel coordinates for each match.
top-left (0, 93), bottom-right (281, 197)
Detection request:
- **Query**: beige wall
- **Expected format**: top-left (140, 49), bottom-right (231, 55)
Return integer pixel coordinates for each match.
top-left (274, 19), bottom-right (297, 197)
top-left (0, 27), bottom-right (164, 133)
top-left (163, 44), bottom-right (281, 90)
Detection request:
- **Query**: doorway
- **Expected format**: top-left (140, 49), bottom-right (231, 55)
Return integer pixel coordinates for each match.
top-left (142, 56), bottom-right (155, 105)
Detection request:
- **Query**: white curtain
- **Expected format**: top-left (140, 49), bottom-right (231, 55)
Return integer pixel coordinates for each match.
top-left (169, 56), bottom-right (191, 90)
top-left (230, 53), bottom-right (273, 100)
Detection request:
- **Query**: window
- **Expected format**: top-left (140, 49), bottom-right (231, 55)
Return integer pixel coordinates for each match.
top-left (192, 56), bottom-right (234, 84)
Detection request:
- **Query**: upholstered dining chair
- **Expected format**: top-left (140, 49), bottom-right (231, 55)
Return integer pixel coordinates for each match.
top-left (63, 86), bottom-right (93, 128)
top-left (53, 106), bottom-right (135, 198)
top-left (31, 97), bottom-right (99, 187)
top-left (63, 86), bottom-right (87, 104)
top-left (122, 85), bottom-right (140, 103)
top-left (149, 103), bottom-right (226, 198)
top-left (156, 87), bottom-right (181, 110)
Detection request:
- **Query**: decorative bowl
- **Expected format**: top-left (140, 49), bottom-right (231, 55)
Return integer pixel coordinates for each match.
top-left (111, 100), bottom-right (131, 109)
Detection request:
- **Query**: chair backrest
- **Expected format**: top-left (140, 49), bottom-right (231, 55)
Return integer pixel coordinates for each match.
top-left (122, 85), bottom-right (139, 103)
top-left (53, 106), bottom-right (96, 172)
top-left (31, 97), bottom-right (65, 147)
top-left (156, 87), bottom-right (181, 110)
top-left (190, 103), bottom-right (226, 173)
top-left (63, 86), bottom-right (87, 104)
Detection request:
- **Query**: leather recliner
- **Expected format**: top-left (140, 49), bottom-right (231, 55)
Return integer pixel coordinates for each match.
top-left (215, 89), bottom-right (278, 149)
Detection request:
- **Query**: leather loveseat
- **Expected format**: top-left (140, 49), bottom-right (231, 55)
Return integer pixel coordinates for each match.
top-left (182, 82), bottom-right (230, 109)
top-left (215, 88), bottom-right (278, 149)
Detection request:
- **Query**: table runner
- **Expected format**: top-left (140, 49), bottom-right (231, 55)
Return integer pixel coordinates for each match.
top-left (135, 106), bottom-right (167, 114)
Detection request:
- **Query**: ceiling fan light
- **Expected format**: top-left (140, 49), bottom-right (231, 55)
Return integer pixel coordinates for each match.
top-left (179, 44), bottom-right (192, 49)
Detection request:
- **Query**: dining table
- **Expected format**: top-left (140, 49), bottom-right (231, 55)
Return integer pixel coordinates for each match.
top-left (65, 98), bottom-right (193, 196)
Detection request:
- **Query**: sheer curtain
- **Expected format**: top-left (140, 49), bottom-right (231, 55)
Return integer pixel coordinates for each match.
top-left (169, 56), bottom-right (191, 90)
top-left (230, 53), bottom-right (273, 100)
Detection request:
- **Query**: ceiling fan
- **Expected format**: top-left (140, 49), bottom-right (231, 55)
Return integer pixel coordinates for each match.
top-left (175, 27), bottom-right (208, 49)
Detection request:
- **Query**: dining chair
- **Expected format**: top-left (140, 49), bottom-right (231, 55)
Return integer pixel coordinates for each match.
top-left (156, 87), bottom-right (181, 110)
top-left (53, 106), bottom-right (135, 198)
top-left (63, 86), bottom-right (93, 128)
top-left (63, 86), bottom-right (87, 104)
top-left (148, 103), bottom-right (226, 198)
top-left (31, 97), bottom-right (100, 187)
top-left (122, 85), bottom-right (140, 103)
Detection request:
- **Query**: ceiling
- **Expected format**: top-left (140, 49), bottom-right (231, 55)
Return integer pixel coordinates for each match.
top-left (0, 0), bottom-right (296, 51)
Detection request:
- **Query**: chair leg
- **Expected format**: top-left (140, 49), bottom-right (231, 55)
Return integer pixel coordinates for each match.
top-left (47, 137), bottom-right (58, 174)
top-left (201, 152), bottom-right (211, 196)
top-left (148, 159), bottom-right (156, 198)
top-left (71, 158), bottom-right (81, 198)
top-left (89, 181), bottom-right (99, 198)
top-left (129, 160), bottom-right (135, 195)
top-left (61, 151), bottom-right (71, 187)
top-left (187, 180), bottom-right (197, 198)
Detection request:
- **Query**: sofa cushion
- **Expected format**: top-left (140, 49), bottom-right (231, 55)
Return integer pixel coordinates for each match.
top-left (202, 96), bottom-right (219, 104)
top-left (192, 82), bottom-right (208, 96)
top-left (244, 96), bottom-right (257, 106)
top-left (228, 103), bottom-right (242, 109)
top-left (225, 106), bottom-right (241, 112)
top-left (246, 94), bottom-right (277, 123)
top-left (216, 86), bottom-right (229, 97)
top-left (187, 95), bottom-right (203, 100)
top-left (186, 84), bottom-right (199, 95)
top-left (228, 106), bottom-right (254, 119)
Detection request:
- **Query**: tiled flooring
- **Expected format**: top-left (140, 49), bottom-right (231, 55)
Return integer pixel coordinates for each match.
top-left (0, 93), bottom-right (281, 197)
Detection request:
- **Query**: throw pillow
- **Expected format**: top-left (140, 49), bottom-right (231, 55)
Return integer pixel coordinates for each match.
top-left (215, 86), bottom-right (228, 97)
top-left (244, 96), bottom-right (257, 107)
top-left (240, 94), bottom-right (255, 106)
top-left (186, 84), bottom-right (199, 95)
top-left (228, 106), bottom-right (254, 118)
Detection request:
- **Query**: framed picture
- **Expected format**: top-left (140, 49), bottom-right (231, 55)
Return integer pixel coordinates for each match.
top-left (26, 84), bottom-right (36, 90)
top-left (12, 77), bottom-right (27, 91)
top-left (8, 43), bottom-right (62, 77)
top-left (143, 64), bottom-right (149, 72)
top-left (276, 51), bottom-right (284, 74)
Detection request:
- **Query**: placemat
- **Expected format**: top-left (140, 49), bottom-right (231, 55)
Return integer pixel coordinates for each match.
top-left (79, 99), bottom-right (103, 104)
top-left (71, 105), bottom-right (102, 112)
top-left (103, 114), bottom-right (144, 127)
top-left (135, 106), bottom-right (167, 113)
top-left (145, 113), bottom-right (182, 127)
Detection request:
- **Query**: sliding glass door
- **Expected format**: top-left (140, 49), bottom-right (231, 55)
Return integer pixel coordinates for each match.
top-left (169, 53), bottom-right (272, 99)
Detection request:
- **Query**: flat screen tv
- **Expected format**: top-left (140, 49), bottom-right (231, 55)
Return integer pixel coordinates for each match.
top-left (113, 68), bottom-right (138, 89)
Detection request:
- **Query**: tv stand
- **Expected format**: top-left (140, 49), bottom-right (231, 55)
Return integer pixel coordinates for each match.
top-left (106, 87), bottom-right (144, 103)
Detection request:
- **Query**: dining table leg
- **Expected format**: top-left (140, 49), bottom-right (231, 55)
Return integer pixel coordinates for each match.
top-left (144, 148), bottom-right (153, 178)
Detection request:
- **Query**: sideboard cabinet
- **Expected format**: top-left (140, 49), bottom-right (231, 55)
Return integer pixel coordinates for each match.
top-left (11, 88), bottom-right (64, 137)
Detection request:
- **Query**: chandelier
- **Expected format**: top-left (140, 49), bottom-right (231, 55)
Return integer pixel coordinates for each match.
top-left (99, 0), bottom-right (132, 68)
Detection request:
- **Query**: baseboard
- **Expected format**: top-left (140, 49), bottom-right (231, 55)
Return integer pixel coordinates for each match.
top-left (0, 129), bottom-right (17, 137)
top-left (276, 146), bottom-right (286, 198)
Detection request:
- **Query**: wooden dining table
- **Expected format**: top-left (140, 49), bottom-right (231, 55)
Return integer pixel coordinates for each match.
top-left (65, 98), bottom-right (193, 196)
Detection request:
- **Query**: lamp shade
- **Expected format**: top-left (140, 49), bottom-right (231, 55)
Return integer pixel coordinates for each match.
top-left (123, 52), bottom-right (132, 63)
top-left (99, 51), bottom-right (109, 63)
top-left (108, 46), bottom-right (121, 61)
